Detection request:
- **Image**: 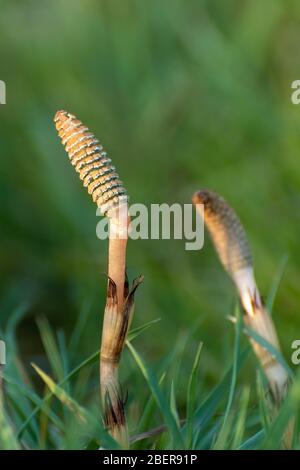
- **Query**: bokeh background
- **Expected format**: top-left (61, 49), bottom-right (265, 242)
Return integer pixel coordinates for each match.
top-left (1, 0), bottom-right (300, 407)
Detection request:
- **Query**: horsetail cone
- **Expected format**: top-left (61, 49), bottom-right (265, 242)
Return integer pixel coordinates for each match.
top-left (54, 110), bottom-right (128, 215)
top-left (193, 189), bottom-right (288, 404)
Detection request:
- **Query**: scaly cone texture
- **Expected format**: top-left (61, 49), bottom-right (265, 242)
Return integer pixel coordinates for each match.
top-left (54, 110), bottom-right (129, 309)
top-left (54, 110), bottom-right (136, 448)
top-left (54, 110), bottom-right (128, 214)
top-left (192, 189), bottom-right (289, 405)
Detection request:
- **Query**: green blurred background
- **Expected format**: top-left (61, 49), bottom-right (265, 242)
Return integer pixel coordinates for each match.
top-left (0, 0), bottom-right (300, 398)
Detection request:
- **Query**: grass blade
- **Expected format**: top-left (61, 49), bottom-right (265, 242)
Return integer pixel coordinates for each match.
top-left (186, 342), bottom-right (203, 448)
top-left (170, 380), bottom-right (180, 428)
top-left (213, 308), bottom-right (242, 449)
top-left (37, 317), bottom-right (65, 382)
top-left (266, 254), bottom-right (289, 314)
top-left (127, 318), bottom-right (161, 342)
top-left (0, 384), bottom-right (20, 450)
top-left (231, 386), bottom-right (250, 449)
top-left (244, 325), bottom-right (294, 379)
top-left (31, 363), bottom-right (119, 450)
top-left (238, 429), bottom-right (265, 449)
top-left (127, 341), bottom-right (185, 449)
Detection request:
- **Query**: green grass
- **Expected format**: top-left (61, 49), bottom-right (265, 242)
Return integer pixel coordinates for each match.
top-left (1, 0), bottom-right (300, 449)
top-left (0, 266), bottom-right (299, 449)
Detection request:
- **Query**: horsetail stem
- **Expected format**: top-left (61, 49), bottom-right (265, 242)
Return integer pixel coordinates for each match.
top-left (54, 110), bottom-right (141, 448)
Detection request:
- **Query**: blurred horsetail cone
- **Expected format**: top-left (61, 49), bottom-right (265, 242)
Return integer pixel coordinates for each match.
top-left (192, 189), bottom-right (252, 274)
top-left (193, 189), bottom-right (289, 407)
top-left (54, 110), bottom-right (127, 215)
top-left (193, 189), bottom-right (261, 316)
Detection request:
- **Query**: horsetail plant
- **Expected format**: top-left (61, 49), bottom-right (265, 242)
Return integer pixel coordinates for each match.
top-left (54, 110), bottom-right (142, 448)
top-left (192, 189), bottom-right (289, 406)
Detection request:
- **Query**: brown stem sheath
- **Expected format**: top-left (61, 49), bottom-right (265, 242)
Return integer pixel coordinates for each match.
top-left (100, 205), bottom-right (130, 447)
top-left (108, 237), bottom-right (127, 310)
